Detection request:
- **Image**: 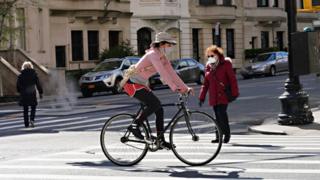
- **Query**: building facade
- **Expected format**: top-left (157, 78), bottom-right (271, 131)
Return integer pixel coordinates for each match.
top-left (1, 0), bottom-right (131, 70)
top-left (1, 0), bottom-right (318, 70)
top-left (130, 0), bottom-right (318, 68)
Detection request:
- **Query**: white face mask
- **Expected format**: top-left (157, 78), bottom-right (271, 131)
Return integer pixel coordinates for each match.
top-left (207, 56), bottom-right (218, 64)
top-left (160, 47), bottom-right (174, 56)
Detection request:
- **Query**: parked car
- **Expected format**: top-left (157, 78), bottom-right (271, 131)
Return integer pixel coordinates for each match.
top-left (79, 56), bottom-right (140, 97)
top-left (240, 51), bottom-right (288, 79)
top-left (149, 58), bottom-right (205, 89)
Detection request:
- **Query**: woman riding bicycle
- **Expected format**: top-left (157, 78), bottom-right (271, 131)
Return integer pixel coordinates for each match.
top-left (121, 32), bottom-right (194, 150)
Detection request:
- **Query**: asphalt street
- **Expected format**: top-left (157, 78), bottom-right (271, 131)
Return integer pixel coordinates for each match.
top-left (0, 74), bottom-right (320, 179)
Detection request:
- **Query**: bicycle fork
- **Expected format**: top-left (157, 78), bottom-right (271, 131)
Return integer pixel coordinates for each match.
top-left (183, 109), bottom-right (199, 141)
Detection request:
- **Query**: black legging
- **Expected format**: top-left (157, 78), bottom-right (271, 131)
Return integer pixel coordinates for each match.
top-left (133, 89), bottom-right (164, 135)
top-left (23, 105), bottom-right (36, 127)
top-left (213, 104), bottom-right (230, 138)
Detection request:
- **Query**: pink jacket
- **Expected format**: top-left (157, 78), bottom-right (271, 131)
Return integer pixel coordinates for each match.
top-left (134, 48), bottom-right (188, 93)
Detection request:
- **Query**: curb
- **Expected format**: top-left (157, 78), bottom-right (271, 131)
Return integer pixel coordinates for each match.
top-left (248, 126), bottom-right (287, 135)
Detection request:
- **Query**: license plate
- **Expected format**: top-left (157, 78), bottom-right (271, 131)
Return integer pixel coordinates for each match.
top-left (88, 85), bottom-right (95, 89)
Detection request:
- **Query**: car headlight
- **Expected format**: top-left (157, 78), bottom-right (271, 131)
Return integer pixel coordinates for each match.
top-left (97, 74), bottom-right (111, 80)
top-left (257, 65), bottom-right (267, 71)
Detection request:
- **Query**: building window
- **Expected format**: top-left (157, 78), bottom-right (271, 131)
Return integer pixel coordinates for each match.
top-left (71, 31), bottom-right (83, 61)
top-left (223, 0), bottom-right (232, 6)
top-left (88, 31), bottom-right (99, 60)
top-left (212, 28), bottom-right (221, 47)
top-left (226, 29), bottom-right (235, 58)
top-left (137, 28), bottom-right (152, 56)
top-left (261, 31), bottom-right (269, 49)
top-left (109, 31), bottom-right (120, 49)
top-left (313, 0), bottom-right (320, 6)
top-left (192, 29), bottom-right (200, 61)
top-left (273, 0), bottom-right (278, 7)
top-left (276, 31), bottom-right (284, 50)
top-left (199, 0), bottom-right (217, 6)
top-left (251, 37), bottom-right (257, 49)
top-left (16, 8), bottom-right (26, 50)
top-left (55, 46), bottom-right (66, 68)
top-left (257, 0), bottom-right (269, 7)
top-left (300, 0), bottom-right (304, 8)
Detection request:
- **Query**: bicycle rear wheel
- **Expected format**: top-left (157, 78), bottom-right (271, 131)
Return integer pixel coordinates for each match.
top-left (170, 111), bottom-right (222, 166)
top-left (100, 113), bottom-right (148, 166)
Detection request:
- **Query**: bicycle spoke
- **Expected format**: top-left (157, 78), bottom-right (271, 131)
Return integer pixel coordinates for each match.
top-left (170, 111), bottom-right (222, 166)
top-left (100, 114), bottom-right (148, 166)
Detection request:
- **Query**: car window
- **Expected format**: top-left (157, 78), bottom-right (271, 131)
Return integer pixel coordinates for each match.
top-left (276, 52), bottom-right (283, 59)
top-left (122, 59), bottom-right (131, 70)
top-left (92, 60), bottom-right (122, 72)
top-left (130, 58), bottom-right (140, 65)
top-left (187, 59), bottom-right (197, 66)
top-left (253, 53), bottom-right (275, 62)
top-left (281, 52), bottom-right (288, 58)
top-left (178, 60), bottom-right (188, 69)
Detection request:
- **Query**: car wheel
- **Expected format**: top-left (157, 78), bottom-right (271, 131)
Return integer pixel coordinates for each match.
top-left (269, 66), bottom-right (276, 76)
top-left (81, 90), bottom-right (93, 97)
top-left (197, 73), bottom-right (205, 85)
top-left (112, 79), bottom-right (123, 94)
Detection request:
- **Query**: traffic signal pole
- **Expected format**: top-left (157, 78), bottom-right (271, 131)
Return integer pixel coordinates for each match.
top-left (278, 0), bottom-right (314, 125)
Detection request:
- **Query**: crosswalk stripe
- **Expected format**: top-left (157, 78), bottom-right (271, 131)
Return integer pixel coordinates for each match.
top-left (33, 117), bottom-right (107, 130)
top-left (59, 118), bottom-right (173, 131)
top-left (0, 174), bottom-right (245, 180)
top-left (57, 151), bottom-right (320, 156)
top-left (15, 158), bottom-right (320, 164)
top-left (0, 165), bottom-right (319, 174)
top-left (0, 117), bottom-right (88, 130)
top-left (0, 117), bottom-right (55, 126)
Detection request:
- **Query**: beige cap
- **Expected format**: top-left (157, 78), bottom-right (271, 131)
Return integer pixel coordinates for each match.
top-left (152, 32), bottom-right (177, 45)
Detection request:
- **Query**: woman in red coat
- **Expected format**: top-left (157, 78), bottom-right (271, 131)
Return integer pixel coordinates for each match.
top-left (199, 45), bottom-right (239, 143)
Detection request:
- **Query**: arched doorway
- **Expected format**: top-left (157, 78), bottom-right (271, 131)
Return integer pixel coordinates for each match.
top-left (137, 28), bottom-right (152, 56)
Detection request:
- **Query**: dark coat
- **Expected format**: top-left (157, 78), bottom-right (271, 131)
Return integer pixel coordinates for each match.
top-left (17, 69), bottom-right (43, 106)
top-left (199, 57), bottom-right (239, 106)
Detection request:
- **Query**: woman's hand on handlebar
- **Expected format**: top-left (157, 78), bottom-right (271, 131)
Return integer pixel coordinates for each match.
top-left (187, 87), bottom-right (195, 96)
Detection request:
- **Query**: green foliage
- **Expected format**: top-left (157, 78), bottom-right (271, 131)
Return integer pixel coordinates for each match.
top-left (99, 41), bottom-right (135, 61)
top-left (0, 0), bottom-right (22, 49)
top-left (244, 47), bottom-right (281, 59)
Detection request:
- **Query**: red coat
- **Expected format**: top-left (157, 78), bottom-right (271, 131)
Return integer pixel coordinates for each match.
top-left (199, 58), bottom-right (239, 106)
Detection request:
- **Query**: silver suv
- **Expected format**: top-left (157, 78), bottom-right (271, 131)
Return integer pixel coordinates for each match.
top-left (79, 57), bottom-right (140, 97)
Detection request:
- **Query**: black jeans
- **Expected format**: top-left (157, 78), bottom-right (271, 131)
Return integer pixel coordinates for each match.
top-left (23, 105), bottom-right (36, 127)
top-left (133, 89), bottom-right (164, 135)
top-left (213, 104), bottom-right (230, 138)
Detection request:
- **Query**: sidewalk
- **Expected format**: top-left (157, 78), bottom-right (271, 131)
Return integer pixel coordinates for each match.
top-left (249, 107), bottom-right (320, 136)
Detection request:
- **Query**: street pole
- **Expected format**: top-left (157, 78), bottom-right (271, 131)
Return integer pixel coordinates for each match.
top-left (278, 0), bottom-right (314, 125)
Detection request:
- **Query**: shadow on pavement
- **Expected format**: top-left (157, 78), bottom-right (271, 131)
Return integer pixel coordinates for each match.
top-left (68, 161), bottom-right (261, 179)
top-left (298, 122), bottom-right (320, 131)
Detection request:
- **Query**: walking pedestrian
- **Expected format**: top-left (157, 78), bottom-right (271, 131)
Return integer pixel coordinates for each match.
top-left (199, 45), bottom-right (239, 143)
top-left (17, 61), bottom-right (43, 128)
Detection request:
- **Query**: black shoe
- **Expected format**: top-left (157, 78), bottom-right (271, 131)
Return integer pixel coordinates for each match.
top-left (128, 123), bottom-right (144, 140)
top-left (159, 139), bottom-right (174, 150)
top-left (30, 121), bottom-right (35, 128)
top-left (211, 139), bottom-right (219, 143)
top-left (224, 135), bottom-right (230, 143)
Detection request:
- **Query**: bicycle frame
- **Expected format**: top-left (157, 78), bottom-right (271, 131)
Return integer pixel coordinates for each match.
top-left (127, 94), bottom-right (197, 149)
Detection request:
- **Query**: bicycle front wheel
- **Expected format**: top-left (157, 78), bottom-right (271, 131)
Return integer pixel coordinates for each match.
top-left (100, 113), bottom-right (148, 166)
top-left (170, 111), bottom-right (222, 166)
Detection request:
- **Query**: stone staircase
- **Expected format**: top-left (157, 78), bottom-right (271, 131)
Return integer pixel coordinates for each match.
top-left (0, 49), bottom-right (51, 97)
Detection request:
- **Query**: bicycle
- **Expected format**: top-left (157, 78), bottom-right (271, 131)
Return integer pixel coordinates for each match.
top-left (100, 94), bottom-right (223, 166)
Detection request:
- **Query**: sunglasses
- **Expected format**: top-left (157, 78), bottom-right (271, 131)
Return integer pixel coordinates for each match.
top-left (207, 55), bottom-right (216, 58)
